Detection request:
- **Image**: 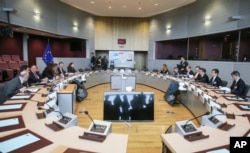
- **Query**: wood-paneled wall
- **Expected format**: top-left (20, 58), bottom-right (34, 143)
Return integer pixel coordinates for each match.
top-left (95, 17), bottom-right (149, 51)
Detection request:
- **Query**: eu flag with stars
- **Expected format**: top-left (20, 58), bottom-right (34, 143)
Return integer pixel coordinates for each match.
top-left (42, 42), bottom-right (53, 65)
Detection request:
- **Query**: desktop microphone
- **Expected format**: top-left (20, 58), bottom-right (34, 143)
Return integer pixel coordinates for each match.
top-left (79, 110), bottom-right (97, 128)
top-left (183, 111), bottom-right (210, 130)
top-left (37, 106), bottom-right (64, 118)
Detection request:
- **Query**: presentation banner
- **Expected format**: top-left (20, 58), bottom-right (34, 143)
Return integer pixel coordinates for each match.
top-left (109, 51), bottom-right (134, 68)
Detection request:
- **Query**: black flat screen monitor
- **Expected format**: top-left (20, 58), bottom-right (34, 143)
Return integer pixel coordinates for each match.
top-left (103, 92), bottom-right (154, 121)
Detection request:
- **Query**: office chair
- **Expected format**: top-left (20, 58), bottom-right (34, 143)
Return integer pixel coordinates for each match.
top-left (243, 84), bottom-right (250, 99)
top-left (221, 80), bottom-right (228, 87)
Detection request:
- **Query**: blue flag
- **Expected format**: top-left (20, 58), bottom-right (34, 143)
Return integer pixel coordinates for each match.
top-left (42, 42), bottom-right (53, 65)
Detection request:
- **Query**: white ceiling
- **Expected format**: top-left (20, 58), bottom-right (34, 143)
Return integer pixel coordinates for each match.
top-left (60, 0), bottom-right (196, 18)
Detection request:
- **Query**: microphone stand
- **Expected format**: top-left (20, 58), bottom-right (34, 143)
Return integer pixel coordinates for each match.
top-left (80, 110), bottom-right (97, 128)
top-left (183, 112), bottom-right (210, 130)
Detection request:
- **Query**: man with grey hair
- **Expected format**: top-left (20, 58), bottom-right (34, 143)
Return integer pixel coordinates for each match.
top-left (2, 65), bottom-right (30, 100)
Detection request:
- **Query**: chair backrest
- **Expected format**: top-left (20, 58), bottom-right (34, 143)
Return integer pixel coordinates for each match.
top-left (11, 55), bottom-right (21, 61)
top-left (0, 61), bottom-right (10, 69)
top-left (221, 80), bottom-right (228, 87)
top-left (18, 61), bottom-right (28, 67)
top-left (8, 61), bottom-right (20, 69)
top-left (1, 55), bottom-right (12, 62)
top-left (243, 84), bottom-right (250, 98)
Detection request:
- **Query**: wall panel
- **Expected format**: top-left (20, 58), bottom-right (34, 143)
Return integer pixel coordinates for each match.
top-left (95, 17), bottom-right (149, 51)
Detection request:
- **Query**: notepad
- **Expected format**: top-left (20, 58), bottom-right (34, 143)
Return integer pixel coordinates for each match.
top-left (11, 95), bottom-right (31, 99)
top-left (0, 133), bottom-right (40, 153)
top-left (0, 104), bottom-right (22, 111)
top-left (0, 117), bottom-right (19, 127)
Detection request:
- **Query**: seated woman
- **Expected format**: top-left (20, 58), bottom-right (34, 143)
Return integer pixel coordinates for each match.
top-left (42, 63), bottom-right (58, 80)
top-left (160, 64), bottom-right (169, 75)
top-left (67, 62), bottom-right (77, 73)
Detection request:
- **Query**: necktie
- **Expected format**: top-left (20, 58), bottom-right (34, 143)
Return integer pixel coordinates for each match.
top-left (34, 72), bottom-right (39, 79)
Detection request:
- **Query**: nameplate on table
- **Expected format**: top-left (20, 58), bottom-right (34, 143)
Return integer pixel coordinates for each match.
top-left (11, 94), bottom-right (31, 100)
top-left (234, 103), bottom-right (250, 111)
top-left (0, 129), bottom-right (52, 153)
top-left (224, 96), bottom-right (245, 101)
top-left (0, 103), bottom-right (26, 112)
top-left (213, 90), bottom-right (227, 94)
top-left (26, 87), bottom-right (40, 93)
top-left (0, 115), bottom-right (25, 132)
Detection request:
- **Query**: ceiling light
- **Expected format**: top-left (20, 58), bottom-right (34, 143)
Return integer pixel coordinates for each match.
top-left (154, 3), bottom-right (159, 6)
top-left (33, 12), bottom-right (41, 20)
top-left (122, 5), bottom-right (126, 8)
top-left (73, 24), bottom-right (78, 30)
top-left (138, 7), bottom-right (142, 10)
top-left (90, 1), bottom-right (95, 4)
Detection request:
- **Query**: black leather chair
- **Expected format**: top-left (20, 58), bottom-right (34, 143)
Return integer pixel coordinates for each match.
top-left (243, 84), bottom-right (250, 99)
top-left (0, 85), bottom-right (6, 104)
top-left (221, 80), bottom-right (228, 87)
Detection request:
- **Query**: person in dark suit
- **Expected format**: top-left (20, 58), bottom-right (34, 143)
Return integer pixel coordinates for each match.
top-left (160, 64), bottom-right (170, 75)
top-left (90, 52), bottom-right (96, 71)
top-left (42, 63), bottom-right (58, 80)
top-left (2, 65), bottom-right (29, 100)
top-left (194, 66), bottom-right (201, 80)
top-left (173, 67), bottom-right (179, 76)
top-left (186, 65), bottom-right (194, 77)
top-left (230, 71), bottom-right (246, 98)
top-left (195, 68), bottom-right (209, 83)
top-left (177, 56), bottom-right (188, 74)
top-left (209, 68), bottom-right (222, 87)
top-left (57, 61), bottom-right (66, 77)
top-left (67, 62), bottom-right (77, 73)
top-left (28, 65), bottom-right (48, 85)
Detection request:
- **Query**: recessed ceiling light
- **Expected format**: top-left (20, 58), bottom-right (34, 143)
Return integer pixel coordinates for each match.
top-left (109, 6), bottom-right (112, 9)
top-left (90, 1), bottom-right (95, 4)
top-left (122, 5), bottom-right (126, 8)
top-left (138, 7), bottom-right (142, 10)
top-left (154, 3), bottom-right (158, 6)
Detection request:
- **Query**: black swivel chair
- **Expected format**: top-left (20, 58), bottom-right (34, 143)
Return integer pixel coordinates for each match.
top-left (0, 85), bottom-right (6, 104)
top-left (243, 84), bottom-right (250, 99)
top-left (221, 80), bottom-right (228, 87)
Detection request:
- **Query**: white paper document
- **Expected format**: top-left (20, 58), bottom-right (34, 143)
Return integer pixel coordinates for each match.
top-left (0, 117), bottom-right (19, 127)
top-left (27, 88), bottom-right (39, 93)
top-left (11, 95), bottom-right (30, 99)
top-left (0, 104), bottom-right (23, 111)
top-left (0, 133), bottom-right (40, 153)
top-left (207, 148), bottom-right (229, 153)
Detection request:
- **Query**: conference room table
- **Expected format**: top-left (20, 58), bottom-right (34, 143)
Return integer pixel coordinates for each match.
top-left (1, 70), bottom-right (249, 153)
top-left (83, 70), bottom-right (250, 153)
top-left (0, 76), bottom-right (128, 153)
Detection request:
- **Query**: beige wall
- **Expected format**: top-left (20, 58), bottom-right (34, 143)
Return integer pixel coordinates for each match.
top-left (95, 17), bottom-right (149, 51)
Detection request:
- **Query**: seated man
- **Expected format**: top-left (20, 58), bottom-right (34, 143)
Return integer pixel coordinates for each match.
top-left (173, 67), bottom-right (179, 76)
top-left (2, 65), bottom-right (29, 100)
top-left (195, 68), bottom-right (209, 83)
top-left (57, 61), bottom-right (66, 77)
top-left (186, 65), bottom-right (194, 77)
top-left (230, 71), bottom-right (246, 98)
top-left (209, 68), bottom-right (222, 87)
top-left (28, 65), bottom-right (48, 85)
top-left (194, 66), bottom-right (201, 80)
